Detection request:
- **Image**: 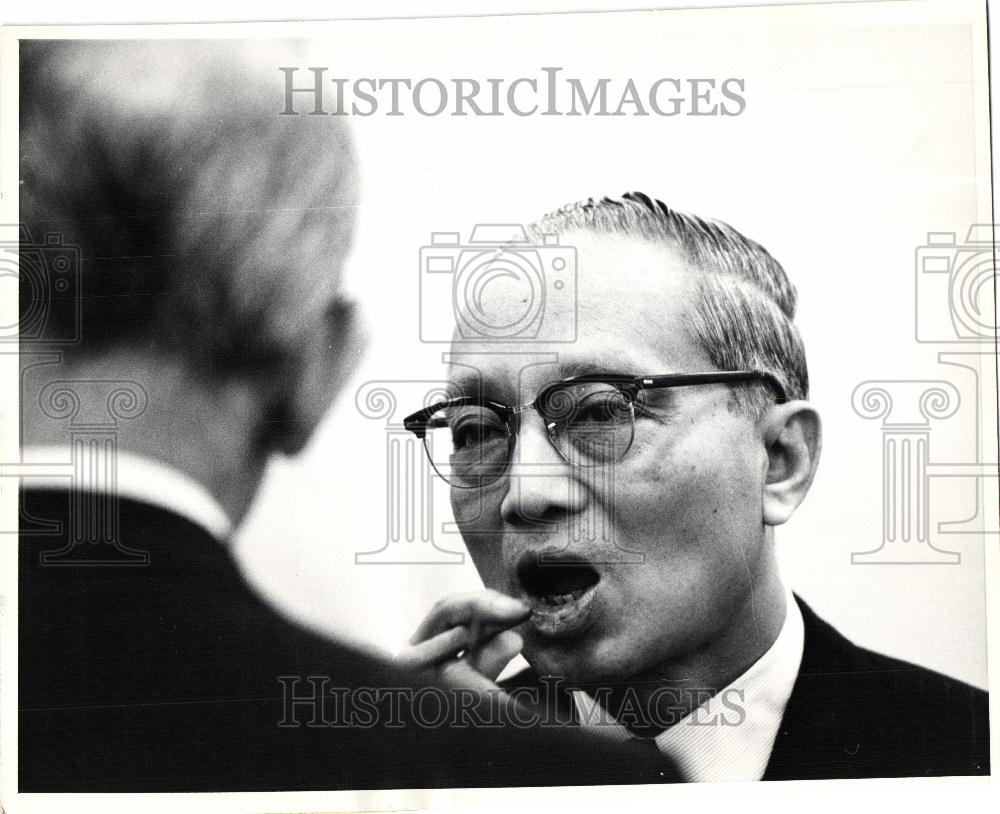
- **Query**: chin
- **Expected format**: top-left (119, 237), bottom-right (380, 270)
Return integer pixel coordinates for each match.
top-left (524, 640), bottom-right (633, 686)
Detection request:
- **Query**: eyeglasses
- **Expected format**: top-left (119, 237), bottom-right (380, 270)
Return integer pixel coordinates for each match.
top-left (403, 370), bottom-right (787, 489)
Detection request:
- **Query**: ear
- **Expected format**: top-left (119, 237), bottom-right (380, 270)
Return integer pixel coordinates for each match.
top-left (760, 400), bottom-right (822, 526)
top-left (266, 297), bottom-right (366, 456)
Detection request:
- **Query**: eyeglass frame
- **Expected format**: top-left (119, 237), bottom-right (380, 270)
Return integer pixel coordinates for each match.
top-left (403, 370), bottom-right (789, 489)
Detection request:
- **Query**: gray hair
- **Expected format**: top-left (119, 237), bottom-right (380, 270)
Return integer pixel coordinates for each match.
top-left (526, 192), bottom-right (808, 417)
top-left (20, 40), bottom-right (357, 375)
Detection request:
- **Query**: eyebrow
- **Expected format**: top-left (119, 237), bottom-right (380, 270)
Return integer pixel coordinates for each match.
top-left (446, 374), bottom-right (496, 401)
top-left (447, 361), bottom-right (646, 401)
top-left (556, 361), bottom-right (641, 380)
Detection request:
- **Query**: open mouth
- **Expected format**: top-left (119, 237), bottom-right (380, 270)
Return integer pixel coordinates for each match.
top-left (516, 555), bottom-right (601, 638)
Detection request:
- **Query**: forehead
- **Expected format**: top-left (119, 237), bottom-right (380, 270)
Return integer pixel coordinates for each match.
top-left (448, 230), bottom-right (714, 394)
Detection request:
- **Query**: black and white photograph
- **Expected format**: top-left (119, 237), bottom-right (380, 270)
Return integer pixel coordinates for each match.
top-left (0, 0), bottom-right (996, 811)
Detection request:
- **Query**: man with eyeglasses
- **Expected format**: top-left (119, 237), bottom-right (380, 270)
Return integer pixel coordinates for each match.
top-left (398, 192), bottom-right (989, 781)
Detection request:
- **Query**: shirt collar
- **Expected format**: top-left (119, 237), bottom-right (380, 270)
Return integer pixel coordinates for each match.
top-left (572, 585), bottom-right (805, 782)
top-left (20, 445), bottom-right (234, 542)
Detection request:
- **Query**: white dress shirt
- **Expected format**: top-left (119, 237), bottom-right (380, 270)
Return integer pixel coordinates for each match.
top-left (572, 588), bottom-right (805, 782)
top-left (20, 445), bottom-right (233, 541)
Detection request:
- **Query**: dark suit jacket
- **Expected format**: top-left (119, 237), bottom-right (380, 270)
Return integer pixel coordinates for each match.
top-left (500, 596), bottom-right (990, 780)
top-left (19, 488), bottom-right (674, 791)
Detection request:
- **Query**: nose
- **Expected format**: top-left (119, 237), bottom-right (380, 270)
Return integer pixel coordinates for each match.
top-left (499, 409), bottom-right (588, 528)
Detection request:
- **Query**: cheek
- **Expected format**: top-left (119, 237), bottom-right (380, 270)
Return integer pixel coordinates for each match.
top-left (604, 425), bottom-right (764, 554)
top-left (451, 485), bottom-right (506, 585)
top-left (450, 480), bottom-right (508, 530)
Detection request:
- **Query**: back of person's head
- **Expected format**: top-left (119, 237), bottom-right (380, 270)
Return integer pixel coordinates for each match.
top-left (20, 39), bottom-right (357, 380)
top-left (526, 192), bottom-right (808, 418)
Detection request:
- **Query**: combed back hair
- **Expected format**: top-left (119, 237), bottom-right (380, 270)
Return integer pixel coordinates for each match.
top-left (20, 40), bottom-right (357, 375)
top-left (525, 192), bottom-right (808, 417)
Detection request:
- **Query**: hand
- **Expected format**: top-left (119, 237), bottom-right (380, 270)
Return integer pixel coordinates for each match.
top-left (396, 589), bottom-right (531, 691)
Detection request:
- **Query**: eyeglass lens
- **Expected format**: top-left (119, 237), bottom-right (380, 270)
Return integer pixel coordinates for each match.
top-left (423, 382), bottom-right (636, 487)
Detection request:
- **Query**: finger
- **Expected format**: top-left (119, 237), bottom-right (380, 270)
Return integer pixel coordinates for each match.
top-left (470, 629), bottom-right (524, 681)
top-left (409, 591), bottom-right (484, 643)
top-left (395, 625), bottom-right (468, 671)
top-left (410, 590), bottom-right (528, 643)
top-left (410, 590), bottom-right (529, 644)
top-left (438, 657), bottom-right (507, 695)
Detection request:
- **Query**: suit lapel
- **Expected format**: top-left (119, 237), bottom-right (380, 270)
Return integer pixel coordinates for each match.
top-left (762, 595), bottom-right (867, 780)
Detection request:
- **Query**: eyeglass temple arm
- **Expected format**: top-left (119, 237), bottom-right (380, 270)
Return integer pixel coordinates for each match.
top-left (638, 371), bottom-right (788, 402)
